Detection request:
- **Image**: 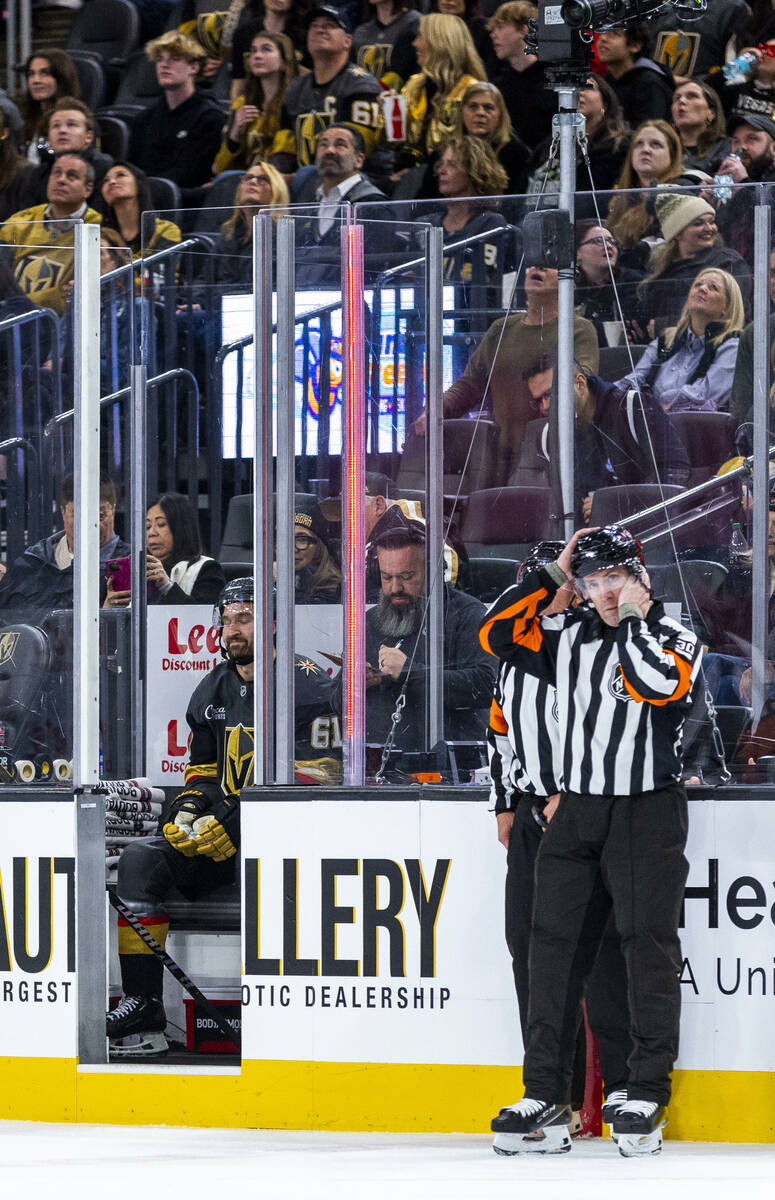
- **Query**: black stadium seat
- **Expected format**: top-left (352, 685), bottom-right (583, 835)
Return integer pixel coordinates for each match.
top-left (459, 486), bottom-right (555, 558)
top-left (68, 52), bottom-right (106, 112)
top-left (98, 49), bottom-right (162, 121)
top-left (68, 0), bottom-right (140, 67)
top-left (98, 115), bottom-right (130, 160)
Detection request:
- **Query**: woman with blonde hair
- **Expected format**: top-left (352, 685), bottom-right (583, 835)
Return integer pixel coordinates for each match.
top-left (215, 161), bottom-right (289, 286)
top-left (400, 13), bottom-right (486, 165)
top-left (214, 29), bottom-right (298, 173)
top-left (454, 81), bottom-right (529, 194)
top-left (606, 119), bottom-right (683, 270)
top-left (613, 267), bottom-right (743, 413)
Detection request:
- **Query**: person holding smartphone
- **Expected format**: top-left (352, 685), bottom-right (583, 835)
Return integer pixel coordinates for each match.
top-left (104, 492), bottom-right (225, 607)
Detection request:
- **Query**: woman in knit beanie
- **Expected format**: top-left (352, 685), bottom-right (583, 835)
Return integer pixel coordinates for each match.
top-left (638, 188), bottom-right (751, 331)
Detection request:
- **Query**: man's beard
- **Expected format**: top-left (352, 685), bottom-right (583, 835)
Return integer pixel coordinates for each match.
top-left (225, 641), bottom-right (254, 666)
top-left (374, 591), bottom-right (425, 637)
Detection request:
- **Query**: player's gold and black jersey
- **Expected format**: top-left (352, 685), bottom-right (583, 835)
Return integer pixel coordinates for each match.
top-left (487, 662), bottom-right (561, 812)
top-left (184, 656), bottom-right (341, 794)
top-left (270, 63), bottom-right (389, 176)
top-left (480, 567), bottom-right (702, 796)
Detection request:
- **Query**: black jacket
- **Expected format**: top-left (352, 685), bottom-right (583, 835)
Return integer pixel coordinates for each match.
top-left (608, 58), bottom-right (674, 128)
top-left (128, 91), bottom-right (224, 188)
top-left (0, 531), bottom-right (130, 616)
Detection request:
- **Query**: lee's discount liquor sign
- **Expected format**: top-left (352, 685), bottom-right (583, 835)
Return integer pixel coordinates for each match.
top-left (240, 797), bottom-right (520, 1066)
top-left (241, 796), bottom-right (775, 1073)
top-left (0, 801), bottom-right (76, 1057)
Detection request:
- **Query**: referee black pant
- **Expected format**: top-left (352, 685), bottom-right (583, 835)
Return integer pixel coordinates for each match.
top-left (506, 794), bottom-right (632, 1105)
top-left (523, 785), bottom-right (688, 1108)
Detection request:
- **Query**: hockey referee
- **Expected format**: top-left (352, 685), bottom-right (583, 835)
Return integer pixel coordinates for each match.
top-left (480, 525), bottom-right (702, 1158)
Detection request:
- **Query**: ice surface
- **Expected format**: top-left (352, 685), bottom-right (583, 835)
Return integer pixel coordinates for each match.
top-left (2, 1123), bottom-right (773, 1200)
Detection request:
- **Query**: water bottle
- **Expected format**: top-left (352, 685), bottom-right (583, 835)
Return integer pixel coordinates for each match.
top-left (722, 52), bottom-right (758, 84)
top-left (729, 521), bottom-right (749, 569)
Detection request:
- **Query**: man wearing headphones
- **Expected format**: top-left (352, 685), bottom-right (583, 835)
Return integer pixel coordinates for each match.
top-left (364, 507), bottom-right (496, 756)
top-left (105, 577), bottom-right (339, 1056)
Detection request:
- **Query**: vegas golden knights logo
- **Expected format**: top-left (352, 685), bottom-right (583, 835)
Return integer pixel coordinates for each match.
top-left (655, 31), bottom-right (700, 78)
top-left (358, 44), bottom-right (392, 81)
top-left (0, 631), bottom-right (19, 668)
top-left (15, 253), bottom-right (69, 298)
top-left (222, 724), bottom-right (255, 794)
top-left (296, 111), bottom-right (332, 166)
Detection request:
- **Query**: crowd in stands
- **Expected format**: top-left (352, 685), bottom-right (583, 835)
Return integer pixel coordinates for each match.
top-left (2, 0), bottom-right (775, 774)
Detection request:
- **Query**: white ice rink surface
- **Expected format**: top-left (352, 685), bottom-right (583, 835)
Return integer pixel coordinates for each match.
top-left (3, 1123), bottom-right (775, 1200)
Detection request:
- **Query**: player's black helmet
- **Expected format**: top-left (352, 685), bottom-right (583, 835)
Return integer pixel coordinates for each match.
top-left (213, 576), bottom-right (254, 628)
top-left (516, 540), bottom-right (564, 584)
top-left (570, 525), bottom-right (645, 580)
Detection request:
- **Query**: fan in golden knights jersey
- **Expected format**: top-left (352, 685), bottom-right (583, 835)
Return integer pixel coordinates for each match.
top-left (269, 7), bottom-right (391, 184)
top-left (481, 525), bottom-right (702, 1158)
top-left (105, 576), bottom-right (341, 1056)
top-left (489, 541), bottom-right (632, 1135)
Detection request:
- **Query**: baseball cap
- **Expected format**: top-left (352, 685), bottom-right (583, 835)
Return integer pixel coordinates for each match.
top-left (319, 472), bottom-right (395, 522)
top-left (729, 108), bottom-right (775, 141)
top-left (306, 5), bottom-right (352, 33)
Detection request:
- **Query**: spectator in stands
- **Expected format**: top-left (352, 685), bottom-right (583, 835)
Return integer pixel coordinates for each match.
top-left (398, 13), bottom-right (486, 168)
top-left (0, 153), bottom-right (101, 317)
top-left (18, 98), bottom-right (114, 209)
top-left (104, 491), bottom-right (226, 607)
top-left (671, 80), bottom-right (729, 174)
top-left (649, 0), bottom-right (750, 81)
top-left (527, 74), bottom-right (629, 213)
top-left (616, 268), bottom-right (744, 413)
top-left (0, 473), bottom-right (128, 615)
top-left (352, 0), bottom-right (420, 89)
top-left (214, 31), bottom-right (299, 174)
top-left (294, 500), bottom-right (342, 603)
top-left (229, 0), bottom-right (312, 102)
top-left (640, 190), bottom-right (751, 329)
top-left (271, 7), bottom-right (389, 184)
top-left (128, 31), bottom-right (224, 190)
top-left (488, 2), bottom-right (554, 152)
top-left (414, 264), bottom-right (599, 470)
top-left (453, 81), bottom-right (530, 195)
top-left (100, 161), bottom-right (181, 259)
top-left (606, 120), bottom-right (684, 272)
top-left (294, 124), bottom-right (387, 283)
top-left (596, 24), bottom-right (674, 128)
top-left (428, 135), bottom-right (507, 292)
top-left (510, 356), bottom-right (690, 511)
top-left (212, 162), bottom-right (289, 287)
top-left (714, 110), bottom-right (775, 262)
top-left (0, 109), bottom-right (35, 223)
top-left (573, 219), bottom-right (646, 346)
top-left (19, 49), bottom-right (81, 163)
top-left (716, 37), bottom-right (775, 120)
top-left (432, 0), bottom-right (495, 76)
top-left (361, 507), bottom-right (495, 756)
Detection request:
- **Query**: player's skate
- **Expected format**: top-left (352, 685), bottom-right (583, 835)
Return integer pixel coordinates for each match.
top-left (491, 1098), bottom-right (572, 1155)
top-left (612, 1099), bottom-right (667, 1157)
top-left (107, 994), bottom-right (168, 1058)
top-left (601, 1089), bottom-right (628, 1141)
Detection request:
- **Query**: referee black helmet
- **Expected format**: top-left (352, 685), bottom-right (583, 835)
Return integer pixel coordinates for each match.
top-left (570, 525), bottom-right (645, 581)
top-left (516, 540), bottom-right (565, 583)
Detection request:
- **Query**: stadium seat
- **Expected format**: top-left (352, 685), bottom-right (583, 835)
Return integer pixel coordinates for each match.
top-left (67, 0), bottom-right (140, 67)
top-left (147, 176), bottom-right (182, 214)
top-left (588, 483), bottom-right (684, 526)
top-left (98, 115), bottom-right (130, 160)
top-left (670, 411), bottom-right (737, 484)
top-left (597, 343), bottom-right (647, 380)
top-left (68, 52), bottom-right (106, 112)
top-left (397, 420), bottom-right (501, 497)
top-left (220, 492), bottom-right (318, 560)
top-left (462, 556), bottom-right (518, 603)
top-left (459, 486), bottom-right (555, 558)
top-left (97, 49), bottom-right (162, 121)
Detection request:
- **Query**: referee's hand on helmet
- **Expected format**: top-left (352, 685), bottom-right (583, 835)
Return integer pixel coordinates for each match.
top-left (617, 569), bottom-right (652, 618)
top-left (556, 528), bottom-right (598, 579)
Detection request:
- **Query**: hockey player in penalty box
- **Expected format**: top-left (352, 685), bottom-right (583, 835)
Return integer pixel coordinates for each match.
top-left (480, 526), bottom-right (702, 1157)
top-left (106, 577), bottom-right (341, 1056)
top-left (488, 541), bottom-right (633, 1139)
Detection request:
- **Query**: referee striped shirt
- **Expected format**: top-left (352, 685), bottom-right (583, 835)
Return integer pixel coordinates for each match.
top-left (488, 665), bottom-right (561, 810)
top-left (480, 566), bottom-right (702, 795)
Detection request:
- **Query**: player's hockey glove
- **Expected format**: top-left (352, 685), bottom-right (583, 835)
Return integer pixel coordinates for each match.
top-left (163, 780), bottom-right (223, 857)
top-left (191, 794), bottom-right (240, 861)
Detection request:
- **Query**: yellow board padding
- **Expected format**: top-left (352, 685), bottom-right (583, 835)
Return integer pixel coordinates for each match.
top-left (0, 1058), bottom-right (774, 1142)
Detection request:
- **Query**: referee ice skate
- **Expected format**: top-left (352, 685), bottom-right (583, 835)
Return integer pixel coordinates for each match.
top-left (106, 578), bottom-right (341, 1056)
top-left (480, 525), bottom-right (702, 1157)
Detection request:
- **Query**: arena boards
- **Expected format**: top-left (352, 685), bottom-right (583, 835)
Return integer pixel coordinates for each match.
top-left (0, 787), bottom-right (773, 1143)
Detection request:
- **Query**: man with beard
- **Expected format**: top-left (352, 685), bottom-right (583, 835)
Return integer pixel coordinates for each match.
top-left (105, 577), bottom-right (340, 1056)
top-left (363, 511), bottom-right (496, 756)
top-left (714, 109), bottom-right (775, 261)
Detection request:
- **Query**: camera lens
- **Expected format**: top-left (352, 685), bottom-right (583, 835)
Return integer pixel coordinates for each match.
top-left (560, 0), bottom-right (594, 26)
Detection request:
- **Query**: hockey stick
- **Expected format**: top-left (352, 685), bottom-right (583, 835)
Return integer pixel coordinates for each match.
top-left (107, 889), bottom-right (241, 1050)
